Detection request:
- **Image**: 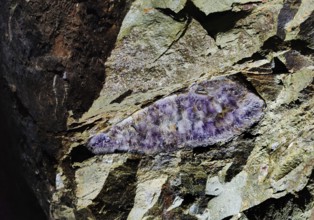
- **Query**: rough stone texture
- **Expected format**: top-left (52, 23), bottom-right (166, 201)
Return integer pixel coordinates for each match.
top-left (151, 0), bottom-right (187, 13)
top-left (191, 0), bottom-right (262, 15)
top-left (0, 0), bottom-right (134, 218)
top-left (127, 175), bottom-right (168, 220)
top-left (0, 0), bottom-right (313, 219)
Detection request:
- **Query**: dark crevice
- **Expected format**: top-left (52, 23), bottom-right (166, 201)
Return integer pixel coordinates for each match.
top-left (228, 73), bottom-right (267, 102)
top-left (224, 139), bottom-right (256, 182)
top-left (224, 159), bottom-right (245, 182)
top-left (67, 118), bottom-right (103, 132)
top-left (183, 0), bottom-right (250, 39)
top-left (157, 0), bottom-right (250, 39)
top-left (193, 144), bottom-right (218, 154)
top-left (222, 216), bottom-right (233, 220)
top-left (140, 95), bottom-right (164, 108)
top-left (299, 80), bottom-right (314, 100)
top-left (110, 89), bottom-right (133, 104)
top-left (261, 36), bottom-right (286, 52)
top-left (242, 131), bottom-right (259, 139)
top-left (244, 186), bottom-right (313, 219)
top-left (154, 18), bottom-right (191, 63)
top-left (181, 194), bottom-right (197, 207)
top-left (290, 39), bottom-right (314, 56)
top-left (169, 86), bottom-right (189, 96)
top-left (236, 52), bottom-right (266, 65)
top-left (272, 57), bottom-right (289, 74)
top-left (285, 80), bottom-right (314, 108)
top-left (156, 8), bottom-right (188, 22)
top-left (276, 0), bottom-right (301, 39)
top-left (70, 145), bottom-right (94, 163)
top-left (261, 36), bottom-right (314, 57)
top-left (67, 121), bottom-right (100, 132)
top-left (286, 99), bottom-right (303, 108)
top-left (298, 11), bottom-right (314, 47)
top-left (0, 76), bottom-right (46, 220)
top-left (90, 158), bottom-right (141, 220)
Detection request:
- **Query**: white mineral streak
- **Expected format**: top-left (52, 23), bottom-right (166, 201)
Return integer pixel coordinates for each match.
top-left (166, 196), bottom-right (184, 212)
top-left (55, 172), bottom-right (64, 190)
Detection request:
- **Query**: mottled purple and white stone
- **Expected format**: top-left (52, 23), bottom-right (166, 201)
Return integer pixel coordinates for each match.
top-left (87, 76), bottom-right (265, 154)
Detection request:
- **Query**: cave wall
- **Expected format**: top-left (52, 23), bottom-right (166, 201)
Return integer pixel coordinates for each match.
top-left (0, 75), bottom-right (45, 219)
top-left (0, 0), bottom-right (133, 218)
top-left (0, 0), bottom-right (313, 219)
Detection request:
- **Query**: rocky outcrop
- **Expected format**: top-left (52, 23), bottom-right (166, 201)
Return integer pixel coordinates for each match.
top-left (0, 0), bottom-right (133, 218)
top-left (0, 0), bottom-right (313, 219)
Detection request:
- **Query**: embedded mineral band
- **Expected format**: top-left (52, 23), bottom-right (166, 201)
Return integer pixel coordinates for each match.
top-left (87, 76), bottom-right (265, 154)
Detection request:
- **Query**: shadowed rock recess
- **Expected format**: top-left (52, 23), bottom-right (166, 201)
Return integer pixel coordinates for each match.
top-left (0, 0), bottom-right (313, 219)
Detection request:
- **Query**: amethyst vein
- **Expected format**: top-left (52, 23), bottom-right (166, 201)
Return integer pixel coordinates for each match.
top-left (87, 76), bottom-right (265, 154)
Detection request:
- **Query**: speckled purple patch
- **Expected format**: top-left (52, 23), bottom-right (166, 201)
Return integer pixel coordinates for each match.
top-left (87, 76), bottom-right (265, 154)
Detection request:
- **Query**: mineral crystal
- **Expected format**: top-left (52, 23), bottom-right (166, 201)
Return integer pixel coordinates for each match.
top-left (87, 76), bottom-right (265, 154)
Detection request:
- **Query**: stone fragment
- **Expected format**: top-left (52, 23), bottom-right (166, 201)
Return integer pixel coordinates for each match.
top-left (166, 196), bottom-right (184, 212)
top-left (284, 0), bottom-right (314, 45)
top-left (276, 0), bottom-right (301, 39)
top-left (127, 175), bottom-right (168, 220)
top-left (206, 172), bottom-right (247, 220)
top-left (205, 176), bottom-right (224, 196)
top-left (151, 0), bottom-right (187, 13)
top-left (274, 67), bottom-right (314, 106)
top-left (75, 155), bottom-right (128, 208)
top-left (191, 0), bottom-right (262, 15)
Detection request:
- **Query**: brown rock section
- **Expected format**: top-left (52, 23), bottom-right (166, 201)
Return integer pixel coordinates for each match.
top-left (0, 0), bottom-right (133, 217)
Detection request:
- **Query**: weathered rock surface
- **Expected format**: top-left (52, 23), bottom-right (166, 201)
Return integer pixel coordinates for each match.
top-left (0, 0), bottom-right (313, 219)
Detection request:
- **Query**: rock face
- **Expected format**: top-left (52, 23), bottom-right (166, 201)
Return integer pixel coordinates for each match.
top-left (0, 0), bottom-right (313, 219)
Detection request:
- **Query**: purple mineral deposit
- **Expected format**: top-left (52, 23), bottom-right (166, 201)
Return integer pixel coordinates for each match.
top-left (87, 76), bottom-right (265, 154)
